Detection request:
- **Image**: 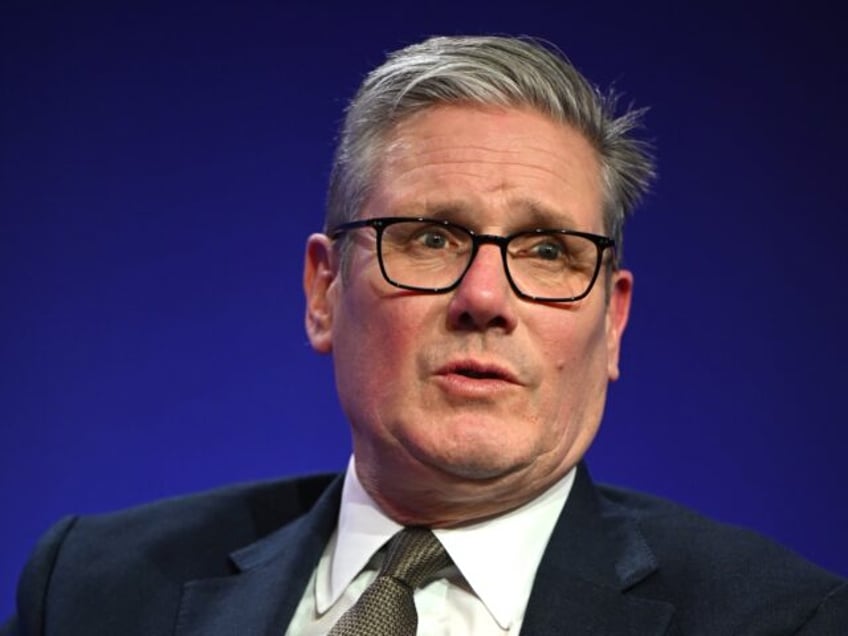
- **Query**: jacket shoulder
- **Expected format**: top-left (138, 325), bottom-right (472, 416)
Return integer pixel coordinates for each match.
top-left (596, 483), bottom-right (848, 632)
top-left (63, 473), bottom-right (335, 574)
top-left (12, 473), bottom-right (338, 635)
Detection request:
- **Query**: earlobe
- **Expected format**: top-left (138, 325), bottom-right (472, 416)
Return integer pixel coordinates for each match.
top-left (605, 270), bottom-right (633, 381)
top-left (303, 233), bottom-right (338, 354)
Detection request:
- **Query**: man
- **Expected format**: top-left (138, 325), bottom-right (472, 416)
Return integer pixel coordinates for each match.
top-left (4, 35), bottom-right (846, 635)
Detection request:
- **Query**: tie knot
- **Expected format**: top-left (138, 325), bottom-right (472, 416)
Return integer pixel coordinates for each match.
top-left (380, 528), bottom-right (451, 589)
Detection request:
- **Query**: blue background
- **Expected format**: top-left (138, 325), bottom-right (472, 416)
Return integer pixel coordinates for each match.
top-left (2, 1), bottom-right (846, 618)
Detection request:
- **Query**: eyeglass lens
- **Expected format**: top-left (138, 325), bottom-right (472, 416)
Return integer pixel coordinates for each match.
top-left (378, 220), bottom-right (601, 300)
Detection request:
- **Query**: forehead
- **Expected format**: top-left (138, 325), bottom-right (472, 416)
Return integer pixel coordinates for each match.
top-left (365, 105), bottom-right (604, 232)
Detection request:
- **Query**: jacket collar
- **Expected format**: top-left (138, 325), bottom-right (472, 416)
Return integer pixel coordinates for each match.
top-left (173, 464), bottom-right (675, 635)
top-left (173, 474), bottom-right (343, 636)
top-left (520, 463), bottom-right (675, 634)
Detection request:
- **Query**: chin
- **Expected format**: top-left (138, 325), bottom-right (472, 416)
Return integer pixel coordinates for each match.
top-left (395, 415), bottom-right (541, 481)
top-left (420, 445), bottom-right (533, 482)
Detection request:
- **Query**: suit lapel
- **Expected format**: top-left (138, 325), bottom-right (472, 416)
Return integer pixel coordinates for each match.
top-left (173, 475), bottom-right (343, 636)
top-left (521, 464), bottom-right (676, 635)
top-left (171, 465), bottom-right (675, 635)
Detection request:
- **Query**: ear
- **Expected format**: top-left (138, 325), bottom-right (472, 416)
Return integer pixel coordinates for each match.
top-left (605, 269), bottom-right (633, 381)
top-left (303, 233), bottom-right (339, 354)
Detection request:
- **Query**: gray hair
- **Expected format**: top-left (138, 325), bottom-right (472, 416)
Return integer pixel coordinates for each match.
top-left (325, 35), bottom-right (655, 265)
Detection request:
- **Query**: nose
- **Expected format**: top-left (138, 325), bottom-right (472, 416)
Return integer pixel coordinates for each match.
top-left (446, 244), bottom-right (518, 332)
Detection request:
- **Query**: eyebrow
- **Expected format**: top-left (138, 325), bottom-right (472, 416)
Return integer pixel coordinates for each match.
top-left (510, 198), bottom-right (580, 230)
top-left (392, 198), bottom-right (581, 231)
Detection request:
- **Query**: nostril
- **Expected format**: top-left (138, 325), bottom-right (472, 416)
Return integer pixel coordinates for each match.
top-left (456, 311), bottom-right (476, 330)
top-left (452, 309), bottom-right (509, 332)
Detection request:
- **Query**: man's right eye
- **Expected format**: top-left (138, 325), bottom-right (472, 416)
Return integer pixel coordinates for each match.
top-left (413, 229), bottom-right (449, 249)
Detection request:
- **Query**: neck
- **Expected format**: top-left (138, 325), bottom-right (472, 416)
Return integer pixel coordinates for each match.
top-left (353, 455), bottom-right (576, 528)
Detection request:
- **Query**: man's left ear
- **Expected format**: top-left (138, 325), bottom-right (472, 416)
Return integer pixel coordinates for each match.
top-left (605, 269), bottom-right (633, 381)
top-left (303, 233), bottom-right (339, 354)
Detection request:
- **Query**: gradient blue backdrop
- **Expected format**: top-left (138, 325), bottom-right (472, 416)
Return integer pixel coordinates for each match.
top-left (2, 1), bottom-right (846, 619)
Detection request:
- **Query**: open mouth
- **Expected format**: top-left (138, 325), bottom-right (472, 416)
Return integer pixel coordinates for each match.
top-left (455, 367), bottom-right (503, 380)
top-left (440, 361), bottom-right (517, 384)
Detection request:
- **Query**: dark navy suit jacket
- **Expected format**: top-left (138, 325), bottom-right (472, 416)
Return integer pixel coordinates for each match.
top-left (3, 464), bottom-right (847, 634)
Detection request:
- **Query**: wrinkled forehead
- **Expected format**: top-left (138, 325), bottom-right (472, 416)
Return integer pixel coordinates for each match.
top-left (362, 104), bottom-right (605, 233)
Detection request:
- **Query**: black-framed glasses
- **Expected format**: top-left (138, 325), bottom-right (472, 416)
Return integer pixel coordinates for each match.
top-left (329, 217), bottom-right (615, 302)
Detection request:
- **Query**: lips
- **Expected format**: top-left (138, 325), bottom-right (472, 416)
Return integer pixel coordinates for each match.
top-left (436, 360), bottom-right (520, 384)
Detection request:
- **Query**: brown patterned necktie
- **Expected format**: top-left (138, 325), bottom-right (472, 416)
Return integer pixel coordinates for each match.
top-left (328, 527), bottom-right (451, 636)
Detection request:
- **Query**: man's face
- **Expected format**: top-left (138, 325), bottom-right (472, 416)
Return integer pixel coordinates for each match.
top-left (305, 105), bottom-right (632, 524)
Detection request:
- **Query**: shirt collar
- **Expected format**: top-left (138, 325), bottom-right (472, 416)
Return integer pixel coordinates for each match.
top-left (316, 456), bottom-right (575, 629)
top-left (315, 457), bottom-right (403, 614)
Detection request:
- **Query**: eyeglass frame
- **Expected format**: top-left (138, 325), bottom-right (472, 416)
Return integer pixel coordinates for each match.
top-left (328, 216), bottom-right (617, 303)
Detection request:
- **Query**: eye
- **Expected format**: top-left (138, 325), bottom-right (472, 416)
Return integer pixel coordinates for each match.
top-left (415, 229), bottom-right (450, 249)
top-left (382, 220), bottom-right (469, 255)
top-left (510, 233), bottom-right (581, 267)
top-left (530, 240), bottom-right (565, 261)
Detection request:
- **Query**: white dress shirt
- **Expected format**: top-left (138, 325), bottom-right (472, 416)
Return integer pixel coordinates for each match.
top-left (285, 457), bottom-right (575, 635)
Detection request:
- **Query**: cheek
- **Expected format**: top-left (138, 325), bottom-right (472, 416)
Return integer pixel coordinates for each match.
top-left (539, 313), bottom-right (600, 378)
top-left (536, 309), bottom-right (610, 422)
top-left (332, 290), bottom-right (433, 405)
